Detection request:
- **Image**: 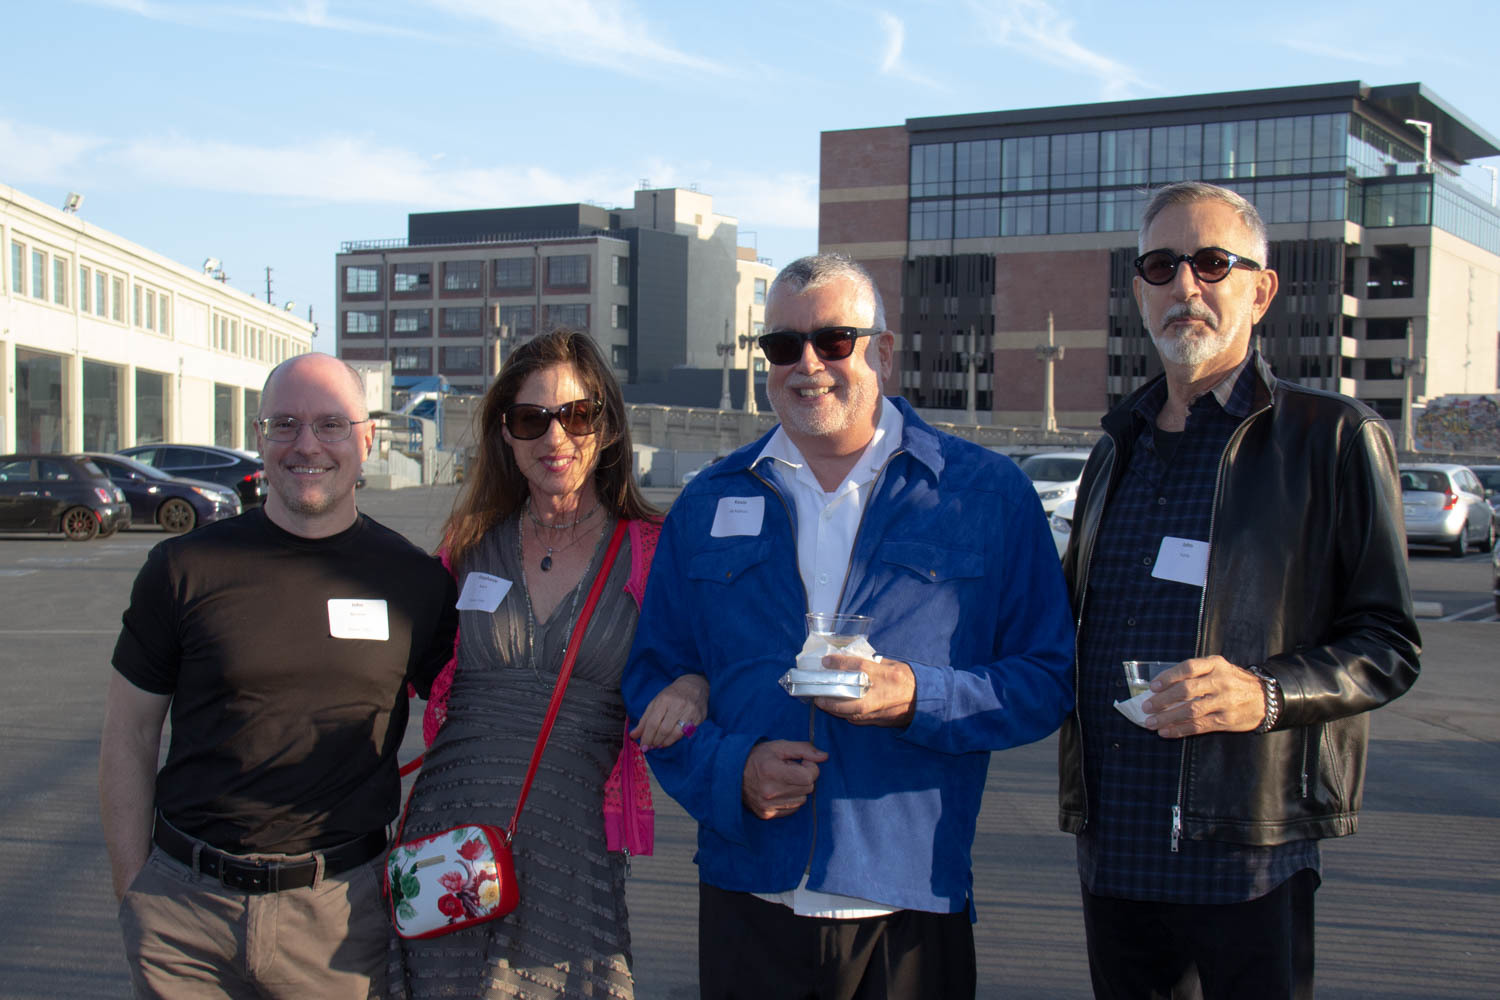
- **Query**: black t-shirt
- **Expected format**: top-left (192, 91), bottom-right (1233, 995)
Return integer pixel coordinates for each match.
top-left (112, 508), bottom-right (458, 854)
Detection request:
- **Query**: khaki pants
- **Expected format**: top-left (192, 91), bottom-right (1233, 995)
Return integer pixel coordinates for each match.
top-left (118, 846), bottom-right (387, 999)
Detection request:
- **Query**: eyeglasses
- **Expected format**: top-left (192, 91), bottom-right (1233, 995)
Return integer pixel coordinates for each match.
top-left (256, 416), bottom-right (370, 443)
top-left (757, 327), bottom-right (879, 366)
top-left (502, 398), bottom-right (602, 440)
top-left (1133, 246), bottom-right (1262, 286)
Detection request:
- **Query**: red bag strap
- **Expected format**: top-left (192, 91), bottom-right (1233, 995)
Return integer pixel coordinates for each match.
top-left (504, 518), bottom-right (627, 843)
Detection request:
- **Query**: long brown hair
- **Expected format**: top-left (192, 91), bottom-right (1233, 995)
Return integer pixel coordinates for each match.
top-left (440, 329), bottom-right (657, 565)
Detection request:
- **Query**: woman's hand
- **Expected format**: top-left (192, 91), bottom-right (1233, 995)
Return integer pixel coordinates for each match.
top-left (630, 674), bottom-right (709, 749)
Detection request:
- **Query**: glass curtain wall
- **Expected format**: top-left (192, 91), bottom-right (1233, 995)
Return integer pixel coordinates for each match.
top-left (15, 350), bottom-right (68, 452)
top-left (82, 360), bottom-right (122, 452)
top-left (135, 370), bottom-right (169, 444)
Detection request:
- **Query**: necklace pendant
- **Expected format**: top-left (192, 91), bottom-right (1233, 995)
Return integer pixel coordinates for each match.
top-left (540, 553), bottom-right (553, 572)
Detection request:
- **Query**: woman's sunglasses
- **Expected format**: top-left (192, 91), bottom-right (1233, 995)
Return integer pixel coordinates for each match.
top-left (502, 398), bottom-right (602, 440)
top-left (1133, 246), bottom-right (1262, 286)
top-left (757, 327), bottom-right (880, 366)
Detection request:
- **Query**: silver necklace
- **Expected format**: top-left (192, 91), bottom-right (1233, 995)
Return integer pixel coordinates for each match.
top-left (515, 513), bottom-right (608, 678)
top-left (525, 497), bottom-right (601, 571)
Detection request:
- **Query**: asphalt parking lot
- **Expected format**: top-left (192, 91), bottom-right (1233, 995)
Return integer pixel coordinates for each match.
top-left (0, 487), bottom-right (1495, 998)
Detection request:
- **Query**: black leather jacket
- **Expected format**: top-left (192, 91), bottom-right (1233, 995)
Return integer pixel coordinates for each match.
top-left (1058, 354), bottom-right (1421, 847)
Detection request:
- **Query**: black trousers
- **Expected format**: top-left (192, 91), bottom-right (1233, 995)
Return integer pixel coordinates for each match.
top-left (1080, 869), bottom-right (1319, 1000)
top-left (698, 883), bottom-right (976, 1000)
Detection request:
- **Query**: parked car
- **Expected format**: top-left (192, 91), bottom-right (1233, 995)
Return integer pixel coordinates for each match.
top-left (1049, 497), bottom-right (1075, 558)
top-left (1398, 463), bottom-right (1494, 556)
top-left (1471, 464), bottom-right (1500, 507)
top-left (118, 444), bottom-right (267, 507)
top-left (1017, 451), bottom-right (1091, 514)
top-left (1493, 541), bottom-right (1500, 615)
top-left (0, 454), bottom-right (131, 540)
top-left (84, 453), bottom-right (241, 533)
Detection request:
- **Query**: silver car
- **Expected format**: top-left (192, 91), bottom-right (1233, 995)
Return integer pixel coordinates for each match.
top-left (1399, 463), bottom-right (1495, 557)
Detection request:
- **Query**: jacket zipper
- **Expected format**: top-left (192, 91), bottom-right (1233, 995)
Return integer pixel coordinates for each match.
top-left (1172, 395), bottom-right (1272, 852)
top-left (1300, 730), bottom-right (1310, 798)
top-left (746, 462), bottom-right (818, 876)
top-left (620, 728), bottom-right (636, 877)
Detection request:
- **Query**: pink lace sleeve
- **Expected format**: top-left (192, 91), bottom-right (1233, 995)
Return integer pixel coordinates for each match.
top-left (422, 547), bottom-right (461, 747)
top-left (625, 518), bottom-right (661, 609)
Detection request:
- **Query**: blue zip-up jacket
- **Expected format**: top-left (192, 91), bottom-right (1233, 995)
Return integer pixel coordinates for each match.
top-left (622, 399), bottom-right (1075, 914)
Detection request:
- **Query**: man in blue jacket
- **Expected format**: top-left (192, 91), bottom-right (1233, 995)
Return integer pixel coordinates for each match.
top-left (624, 253), bottom-right (1074, 998)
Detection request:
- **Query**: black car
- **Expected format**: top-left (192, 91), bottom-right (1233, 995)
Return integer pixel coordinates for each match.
top-left (0, 454), bottom-right (132, 540)
top-left (84, 453), bottom-right (241, 533)
top-left (118, 444), bottom-right (267, 507)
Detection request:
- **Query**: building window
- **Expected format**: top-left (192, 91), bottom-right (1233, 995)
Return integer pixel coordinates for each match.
top-left (546, 255), bottom-right (589, 289)
top-left (79, 265), bottom-right (91, 313)
top-left (52, 256), bottom-right (68, 306)
top-left (1001, 137), bottom-right (1049, 193)
top-left (214, 383), bottom-right (234, 447)
top-left (1366, 245), bottom-right (1415, 299)
top-left (753, 277), bottom-right (767, 305)
top-left (441, 346), bottom-right (482, 373)
top-left (954, 197), bottom-right (1000, 238)
top-left (613, 256), bottom-right (629, 285)
top-left (345, 265), bottom-right (380, 294)
top-left (498, 305), bottom-right (534, 338)
top-left (1364, 317), bottom-right (1409, 340)
top-left (612, 303), bottom-right (628, 329)
top-left (954, 139), bottom-right (1002, 195)
top-left (391, 347), bottom-right (432, 373)
top-left (910, 201), bottom-right (952, 241)
top-left (135, 369), bottom-right (169, 445)
top-left (31, 249), bottom-right (45, 298)
top-left (393, 263), bottom-right (431, 294)
top-left (442, 306), bottom-right (482, 335)
top-left (611, 344), bottom-right (629, 368)
top-left (145, 289), bottom-right (155, 330)
top-left (111, 277), bottom-right (124, 322)
top-left (82, 360), bottom-right (122, 452)
top-left (15, 349), bottom-right (69, 451)
top-left (493, 257), bottom-right (535, 290)
top-left (544, 303), bottom-right (589, 331)
top-left (133, 285), bottom-right (142, 326)
top-left (443, 260), bottom-right (483, 293)
top-left (391, 308), bottom-right (432, 337)
top-left (95, 271), bottom-right (108, 317)
top-left (1000, 194), bottom-right (1048, 236)
top-left (345, 310), bottom-right (382, 337)
top-left (910, 143), bottom-right (954, 198)
top-left (159, 293), bottom-right (170, 335)
top-left (9, 242), bottom-right (22, 294)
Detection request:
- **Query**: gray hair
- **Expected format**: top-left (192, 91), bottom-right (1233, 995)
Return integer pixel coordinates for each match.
top-left (1139, 181), bottom-right (1269, 264)
top-left (259, 353), bottom-right (368, 418)
top-left (769, 252), bottom-right (888, 333)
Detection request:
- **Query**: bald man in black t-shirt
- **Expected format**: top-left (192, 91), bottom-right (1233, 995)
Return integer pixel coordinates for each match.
top-left (100, 354), bottom-right (456, 999)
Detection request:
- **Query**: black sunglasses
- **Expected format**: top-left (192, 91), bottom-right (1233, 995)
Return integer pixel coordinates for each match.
top-left (502, 398), bottom-right (602, 440)
top-left (757, 327), bottom-right (880, 366)
top-left (1133, 246), bottom-right (1262, 286)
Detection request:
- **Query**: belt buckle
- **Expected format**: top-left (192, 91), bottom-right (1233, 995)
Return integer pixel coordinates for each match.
top-left (217, 857), bottom-right (273, 893)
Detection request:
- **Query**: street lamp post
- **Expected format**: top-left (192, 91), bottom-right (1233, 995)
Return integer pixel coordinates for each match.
top-left (1389, 319), bottom-right (1425, 453)
top-left (1034, 311), bottom-right (1064, 433)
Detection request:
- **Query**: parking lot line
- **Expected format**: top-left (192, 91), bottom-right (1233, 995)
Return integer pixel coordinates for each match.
top-left (1439, 602), bottom-right (1496, 622)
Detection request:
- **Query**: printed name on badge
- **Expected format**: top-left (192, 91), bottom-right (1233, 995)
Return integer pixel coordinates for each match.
top-left (327, 598), bottom-right (391, 641)
top-left (710, 496), bottom-right (765, 537)
top-left (1151, 536), bottom-right (1210, 588)
top-left (456, 572), bottom-right (512, 612)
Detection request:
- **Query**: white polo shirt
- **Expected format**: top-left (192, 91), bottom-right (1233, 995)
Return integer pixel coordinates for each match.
top-left (748, 396), bottom-right (904, 918)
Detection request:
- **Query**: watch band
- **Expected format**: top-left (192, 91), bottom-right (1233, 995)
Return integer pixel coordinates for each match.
top-left (1247, 664), bottom-right (1281, 733)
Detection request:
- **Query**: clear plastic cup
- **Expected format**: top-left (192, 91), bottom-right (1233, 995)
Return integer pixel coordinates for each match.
top-left (1122, 660), bottom-right (1175, 698)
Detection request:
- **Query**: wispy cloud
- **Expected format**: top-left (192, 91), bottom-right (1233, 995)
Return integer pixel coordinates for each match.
top-left (0, 121), bottom-right (106, 185)
top-left (70, 0), bottom-right (445, 40)
top-left (424, 0), bottom-right (722, 76)
top-left (967, 0), bottom-right (1149, 100)
top-left (876, 11), bottom-right (940, 89)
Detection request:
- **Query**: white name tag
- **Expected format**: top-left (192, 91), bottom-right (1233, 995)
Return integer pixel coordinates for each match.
top-left (327, 599), bottom-right (390, 641)
top-left (456, 571), bottom-right (511, 612)
top-left (710, 496), bottom-right (765, 537)
top-left (1151, 536), bottom-right (1210, 588)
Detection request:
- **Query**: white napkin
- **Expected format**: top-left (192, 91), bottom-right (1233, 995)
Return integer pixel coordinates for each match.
top-left (1113, 691), bottom-right (1155, 728)
top-left (795, 634), bottom-right (878, 671)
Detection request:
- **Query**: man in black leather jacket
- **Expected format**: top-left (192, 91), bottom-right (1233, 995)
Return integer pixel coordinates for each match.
top-left (1058, 181), bottom-right (1420, 1000)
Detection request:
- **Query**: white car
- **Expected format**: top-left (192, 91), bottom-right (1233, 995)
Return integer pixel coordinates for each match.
top-left (1018, 451), bottom-right (1091, 514)
top-left (1049, 498), bottom-right (1075, 558)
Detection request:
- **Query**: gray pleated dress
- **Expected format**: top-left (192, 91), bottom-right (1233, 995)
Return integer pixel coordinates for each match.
top-left (389, 516), bottom-right (637, 999)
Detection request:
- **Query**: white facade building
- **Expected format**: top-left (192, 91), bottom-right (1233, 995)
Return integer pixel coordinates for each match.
top-left (1, 182), bottom-right (313, 454)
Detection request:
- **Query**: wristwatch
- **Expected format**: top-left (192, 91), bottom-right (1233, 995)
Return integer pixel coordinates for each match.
top-left (1246, 664), bottom-right (1281, 734)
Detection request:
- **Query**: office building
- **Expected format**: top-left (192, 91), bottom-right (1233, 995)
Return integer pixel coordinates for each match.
top-left (820, 81), bottom-right (1500, 428)
top-left (1, 182), bottom-right (313, 454)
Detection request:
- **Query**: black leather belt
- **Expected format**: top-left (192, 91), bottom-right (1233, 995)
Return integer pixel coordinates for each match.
top-left (152, 816), bottom-right (387, 894)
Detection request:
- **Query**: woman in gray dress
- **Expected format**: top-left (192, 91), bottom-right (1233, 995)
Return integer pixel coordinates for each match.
top-left (389, 329), bottom-right (705, 999)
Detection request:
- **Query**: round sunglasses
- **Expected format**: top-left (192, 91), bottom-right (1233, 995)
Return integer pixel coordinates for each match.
top-left (1133, 246), bottom-right (1262, 286)
top-left (502, 398), bottom-right (602, 440)
top-left (757, 326), bottom-right (880, 366)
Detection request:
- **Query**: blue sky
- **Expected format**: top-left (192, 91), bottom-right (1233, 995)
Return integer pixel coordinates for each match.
top-left (5, 0), bottom-right (1498, 352)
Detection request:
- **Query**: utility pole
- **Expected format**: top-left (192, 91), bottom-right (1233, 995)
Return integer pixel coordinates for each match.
top-left (964, 325), bottom-right (978, 423)
top-left (743, 303), bottom-right (758, 415)
top-left (264, 266), bottom-right (273, 304)
top-left (1391, 319), bottom-right (1425, 453)
top-left (1035, 311), bottom-right (1064, 433)
top-left (717, 319), bottom-right (734, 410)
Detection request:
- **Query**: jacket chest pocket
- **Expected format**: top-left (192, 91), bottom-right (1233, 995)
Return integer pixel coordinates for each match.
top-left (878, 540), bottom-right (985, 586)
top-left (687, 539), bottom-right (775, 587)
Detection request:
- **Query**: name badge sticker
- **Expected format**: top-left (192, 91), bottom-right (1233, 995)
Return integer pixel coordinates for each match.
top-left (327, 599), bottom-right (390, 641)
top-left (710, 496), bottom-right (765, 538)
top-left (456, 572), bottom-right (512, 612)
top-left (1151, 536), bottom-right (1210, 588)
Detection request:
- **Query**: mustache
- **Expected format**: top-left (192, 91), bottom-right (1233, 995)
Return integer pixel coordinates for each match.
top-left (1161, 302), bottom-right (1218, 330)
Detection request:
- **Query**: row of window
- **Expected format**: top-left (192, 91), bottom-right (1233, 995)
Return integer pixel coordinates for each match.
top-left (343, 302), bottom-right (630, 339)
top-left (910, 113), bottom-right (1393, 198)
top-left (343, 254), bottom-right (628, 297)
top-left (382, 341), bottom-right (634, 378)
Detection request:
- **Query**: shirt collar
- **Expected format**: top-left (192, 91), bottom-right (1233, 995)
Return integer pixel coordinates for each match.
top-left (755, 396), bottom-right (904, 493)
top-left (1132, 351), bottom-right (1257, 428)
